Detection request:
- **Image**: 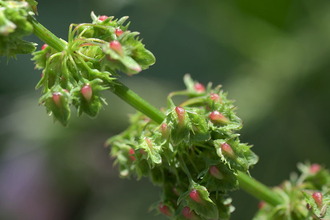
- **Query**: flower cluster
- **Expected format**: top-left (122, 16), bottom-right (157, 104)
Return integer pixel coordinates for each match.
top-left (106, 75), bottom-right (258, 219)
top-left (0, 0), bottom-right (37, 58)
top-left (32, 12), bottom-right (155, 126)
top-left (254, 162), bottom-right (330, 220)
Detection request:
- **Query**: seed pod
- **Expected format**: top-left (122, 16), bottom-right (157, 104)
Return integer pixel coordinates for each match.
top-left (209, 111), bottom-right (229, 124)
top-left (194, 83), bottom-right (205, 93)
top-left (221, 142), bottom-right (236, 159)
top-left (175, 106), bottom-right (185, 126)
top-left (312, 192), bottom-right (323, 208)
top-left (110, 40), bottom-right (124, 56)
top-left (99, 15), bottom-right (108, 21)
top-left (81, 84), bottom-right (92, 102)
top-left (115, 28), bottom-right (124, 37)
top-left (182, 207), bottom-right (199, 220)
top-left (158, 203), bottom-right (172, 217)
top-left (52, 92), bottom-right (62, 107)
top-left (209, 166), bottom-right (224, 180)
top-left (190, 189), bottom-right (203, 204)
top-left (129, 148), bottom-right (136, 161)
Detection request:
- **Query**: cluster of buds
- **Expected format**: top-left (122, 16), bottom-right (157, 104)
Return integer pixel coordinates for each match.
top-left (106, 75), bottom-right (258, 219)
top-left (0, 0), bottom-right (37, 58)
top-left (254, 162), bottom-right (330, 220)
top-left (32, 12), bottom-right (155, 126)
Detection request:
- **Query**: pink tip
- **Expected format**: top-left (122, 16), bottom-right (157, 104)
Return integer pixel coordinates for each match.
top-left (159, 203), bottom-right (172, 217)
top-left (310, 164), bottom-right (321, 174)
top-left (210, 93), bottom-right (221, 102)
top-left (41, 44), bottom-right (48, 50)
top-left (221, 143), bottom-right (236, 159)
top-left (182, 207), bottom-right (198, 220)
top-left (99, 15), bottom-right (108, 21)
top-left (258, 201), bottom-right (266, 209)
top-left (115, 28), bottom-right (124, 37)
top-left (110, 40), bottom-right (124, 56)
top-left (81, 84), bottom-right (92, 101)
top-left (209, 166), bottom-right (223, 180)
top-left (175, 107), bottom-right (185, 125)
top-left (190, 189), bottom-right (203, 204)
top-left (41, 72), bottom-right (44, 78)
top-left (52, 92), bottom-right (61, 107)
top-left (209, 111), bottom-right (229, 124)
top-left (129, 148), bottom-right (136, 161)
top-left (63, 89), bottom-right (69, 93)
top-left (145, 137), bottom-right (153, 150)
top-left (312, 192), bottom-right (323, 208)
top-left (194, 83), bottom-right (205, 93)
top-left (161, 123), bottom-right (169, 138)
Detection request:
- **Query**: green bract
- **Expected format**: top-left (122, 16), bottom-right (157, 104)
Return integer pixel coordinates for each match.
top-left (106, 75), bottom-right (258, 220)
top-left (32, 12), bottom-right (155, 126)
top-left (0, 0), bottom-right (37, 58)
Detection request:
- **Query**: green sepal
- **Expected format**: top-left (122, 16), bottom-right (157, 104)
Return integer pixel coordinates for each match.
top-left (186, 109), bottom-right (210, 143)
top-left (138, 136), bottom-right (162, 167)
top-left (166, 107), bottom-right (191, 146)
top-left (211, 195), bottom-right (235, 220)
top-left (39, 85), bottom-right (71, 126)
top-left (177, 182), bottom-right (219, 220)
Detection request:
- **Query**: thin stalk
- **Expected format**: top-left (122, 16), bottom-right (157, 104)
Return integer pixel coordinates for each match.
top-left (237, 171), bottom-right (284, 206)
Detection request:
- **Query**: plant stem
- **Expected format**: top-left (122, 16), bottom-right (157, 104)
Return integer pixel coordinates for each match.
top-left (237, 171), bottom-right (284, 206)
top-left (27, 15), bottom-right (66, 52)
top-left (28, 15), bottom-right (284, 208)
top-left (111, 80), bottom-right (165, 124)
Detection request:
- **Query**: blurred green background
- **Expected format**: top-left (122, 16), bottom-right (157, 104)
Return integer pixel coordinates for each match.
top-left (1, 0), bottom-right (330, 219)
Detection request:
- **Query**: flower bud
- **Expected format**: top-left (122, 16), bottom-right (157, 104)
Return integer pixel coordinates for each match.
top-left (210, 93), bottom-right (221, 102)
top-left (81, 84), bottom-right (92, 102)
top-left (194, 83), bottom-right (205, 93)
top-left (221, 143), bottom-right (236, 159)
top-left (129, 148), bottom-right (136, 161)
top-left (258, 201), bottom-right (266, 209)
top-left (310, 164), bottom-right (321, 174)
top-left (99, 15), bottom-right (108, 21)
top-left (52, 92), bottom-right (62, 107)
top-left (161, 123), bottom-right (169, 138)
top-left (209, 166), bottom-right (224, 180)
top-left (110, 40), bottom-right (124, 56)
top-left (115, 28), bottom-right (124, 37)
top-left (182, 207), bottom-right (199, 220)
top-left (190, 189), bottom-right (203, 204)
top-left (209, 111), bottom-right (229, 124)
top-left (145, 137), bottom-right (153, 150)
top-left (175, 106), bottom-right (185, 126)
top-left (41, 44), bottom-right (48, 50)
top-left (312, 192), bottom-right (323, 208)
top-left (158, 203), bottom-right (172, 217)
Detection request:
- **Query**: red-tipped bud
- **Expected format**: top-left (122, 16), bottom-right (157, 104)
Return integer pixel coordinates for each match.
top-left (115, 28), bottom-right (124, 37)
top-left (209, 111), bottom-right (229, 124)
top-left (159, 203), bottom-right (172, 217)
top-left (175, 106), bottom-right (185, 125)
top-left (139, 149), bottom-right (147, 155)
top-left (310, 164), bottom-right (321, 174)
top-left (258, 201), bottom-right (266, 209)
top-left (110, 40), bottom-right (124, 56)
top-left (312, 192), bottom-right (323, 208)
top-left (81, 84), bottom-right (92, 102)
top-left (41, 44), bottom-right (48, 50)
top-left (129, 148), bottom-right (136, 161)
top-left (209, 166), bottom-right (224, 180)
top-left (99, 15), bottom-right (108, 21)
top-left (210, 93), bottom-right (221, 102)
top-left (63, 89), bottom-right (69, 93)
top-left (182, 207), bottom-right (199, 220)
top-left (194, 83), bottom-right (205, 93)
top-left (221, 143), bottom-right (236, 159)
top-left (190, 189), bottom-right (203, 204)
top-left (145, 137), bottom-right (153, 150)
top-left (161, 123), bottom-right (169, 138)
top-left (52, 92), bottom-right (62, 107)
top-left (41, 72), bottom-right (44, 78)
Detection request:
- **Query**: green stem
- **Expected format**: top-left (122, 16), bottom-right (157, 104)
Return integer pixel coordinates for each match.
top-left (111, 80), bottom-right (165, 124)
top-left (29, 15), bottom-right (284, 208)
top-left (28, 15), bottom-right (66, 52)
top-left (237, 171), bottom-right (284, 206)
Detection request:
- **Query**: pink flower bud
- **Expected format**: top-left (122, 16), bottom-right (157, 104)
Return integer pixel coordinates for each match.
top-left (161, 123), bottom-right (169, 138)
top-left (81, 84), bottom-right (92, 102)
top-left (258, 201), bottom-right (266, 209)
top-left (312, 192), bottom-right (323, 208)
top-left (129, 148), bottom-right (136, 161)
top-left (182, 207), bottom-right (199, 220)
top-left (209, 166), bottom-right (224, 180)
top-left (210, 93), bottom-right (221, 102)
top-left (221, 143), bottom-right (236, 159)
top-left (310, 164), bottom-right (321, 174)
top-left (189, 189), bottom-right (203, 204)
top-left (115, 28), bottom-right (124, 37)
top-left (52, 92), bottom-right (62, 107)
top-left (145, 137), bottom-right (153, 150)
top-left (194, 83), bottom-right (205, 93)
top-left (110, 40), bottom-right (124, 56)
top-left (175, 106), bottom-right (185, 125)
top-left (209, 111), bottom-right (229, 124)
top-left (99, 15), bottom-right (108, 21)
top-left (41, 44), bottom-right (48, 50)
top-left (63, 89), bottom-right (69, 93)
top-left (158, 203), bottom-right (172, 217)
top-left (41, 72), bottom-right (44, 78)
